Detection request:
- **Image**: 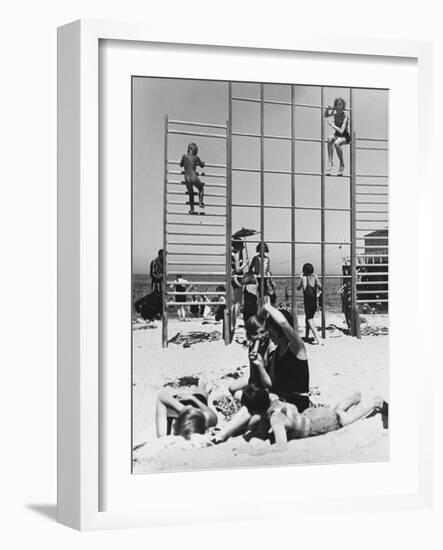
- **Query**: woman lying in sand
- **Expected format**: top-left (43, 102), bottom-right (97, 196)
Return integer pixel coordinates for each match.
top-left (155, 383), bottom-right (218, 440)
top-left (240, 383), bottom-right (388, 452)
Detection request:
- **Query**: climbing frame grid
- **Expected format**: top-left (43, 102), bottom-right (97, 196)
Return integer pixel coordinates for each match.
top-left (161, 83), bottom-right (388, 347)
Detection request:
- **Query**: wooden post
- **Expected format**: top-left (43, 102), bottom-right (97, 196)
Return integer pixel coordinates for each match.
top-left (162, 115), bottom-right (168, 347)
top-left (320, 87), bottom-right (326, 339)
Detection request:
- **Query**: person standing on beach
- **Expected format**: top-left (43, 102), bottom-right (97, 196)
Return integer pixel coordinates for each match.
top-left (150, 249), bottom-right (164, 294)
top-left (180, 142), bottom-right (205, 214)
top-left (170, 274), bottom-right (191, 322)
top-left (249, 242), bottom-right (277, 305)
top-left (297, 263), bottom-right (323, 346)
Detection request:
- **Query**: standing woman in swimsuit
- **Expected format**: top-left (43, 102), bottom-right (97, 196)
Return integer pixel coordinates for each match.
top-left (325, 97), bottom-right (351, 176)
top-left (263, 303), bottom-right (311, 412)
top-left (297, 262), bottom-right (323, 346)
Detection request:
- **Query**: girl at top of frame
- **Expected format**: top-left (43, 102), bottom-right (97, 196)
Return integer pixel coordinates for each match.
top-left (325, 97), bottom-right (351, 177)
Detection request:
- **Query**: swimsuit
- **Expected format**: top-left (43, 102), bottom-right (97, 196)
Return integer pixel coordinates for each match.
top-left (303, 276), bottom-right (318, 319)
top-left (334, 111), bottom-right (351, 144)
top-left (272, 346), bottom-right (310, 412)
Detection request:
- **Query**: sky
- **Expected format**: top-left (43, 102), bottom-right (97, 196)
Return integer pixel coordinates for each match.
top-left (132, 78), bottom-right (388, 276)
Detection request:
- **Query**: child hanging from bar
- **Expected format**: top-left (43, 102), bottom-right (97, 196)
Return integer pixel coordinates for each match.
top-left (325, 97), bottom-right (351, 176)
top-left (297, 263), bottom-right (323, 345)
top-left (180, 142), bottom-right (205, 214)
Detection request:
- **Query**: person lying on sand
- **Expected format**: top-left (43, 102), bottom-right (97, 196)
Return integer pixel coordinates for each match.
top-left (155, 382), bottom-right (218, 440)
top-left (241, 383), bottom-right (388, 452)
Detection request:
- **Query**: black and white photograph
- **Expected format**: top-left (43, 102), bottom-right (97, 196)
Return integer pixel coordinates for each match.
top-left (131, 77), bottom-right (389, 473)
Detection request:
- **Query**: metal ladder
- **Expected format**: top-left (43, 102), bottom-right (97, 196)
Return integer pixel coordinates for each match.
top-left (162, 116), bottom-right (232, 347)
top-left (353, 136), bottom-right (389, 313)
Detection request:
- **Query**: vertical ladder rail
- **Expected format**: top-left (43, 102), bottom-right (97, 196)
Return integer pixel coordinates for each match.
top-left (259, 84), bottom-right (265, 304)
top-left (350, 125), bottom-right (361, 338)
top-left (162, 115), bottom-right (168, 347)
top-left (225, 108), bottom-right (233, 343)
top-left (291, 85), bottom-right (297, 326)
top-left (320, 87), bottom-right (326, 339)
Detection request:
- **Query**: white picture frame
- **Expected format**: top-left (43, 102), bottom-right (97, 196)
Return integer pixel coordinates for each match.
top-left (57, 19), bottom-right (433, 531)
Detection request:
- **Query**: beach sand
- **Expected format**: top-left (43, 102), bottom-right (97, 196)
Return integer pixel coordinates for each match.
top-left (132, 312), bottom-right (388, 473)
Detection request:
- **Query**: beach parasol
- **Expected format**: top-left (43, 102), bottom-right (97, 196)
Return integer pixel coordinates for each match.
top-left (232, 227), bottom-right (260, 265)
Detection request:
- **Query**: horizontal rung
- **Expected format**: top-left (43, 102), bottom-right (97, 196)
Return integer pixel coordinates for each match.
top-left (166, 280), bottom-right (226, 286)
top-left (356, 202), bottom-right (388, 205)
top-left (356, 290), bottom-right (388, 294)
top-left (355, 272), bottom-right (389, 276)
top-left (232, 167), bottom-right (351, 178)
top-left (357, 263), bottom-right (389, 267)
top-left (356, 299), bottom-right (389, 303)
top-left (231, 96), bottom-right (351, 112)
top-left (357, 254), bottom-right (388, 258)
top-left (233, 131), bottom-right (322, 143)
top-left (168, 181), bottom-right (227, 189)
top-left (357, 220), bottom-right (389, 223)
top-left (167, 222), bottom-right (225, 227)
top-left (355, 182), bottom-right (388, 185)
top-left (167, 301), bottom-right (226, 306)
top-left (168, 252), bottom-right (225, 257)
top-left (356, 281), bottom-right (388, 285)
top-left (245, 240), bottom-right (351, 245)
top-left (168, 170), bottom-right (226, 179)
top-left (167, 232), bottom-right (225, 237)
top-left (168, 129), bottom-right (227, 139)
top-left (167, 271), bottom-right (226, 275)
top-left (168, 241), bottom-right (226, 246)
top-left (168, 261), bottom-right (225, 266)
top-left (357, 210), bottom-right (388, 214)
top-left (167, 291), bottom-right (226, 296)
top-left (168, 119), bottom-right (227, 129)
top-left (168, 190), bottom-right (226, 198)
top-left (356, 236), bottom-right (388, 239)
top-left (356, 147), bottom-right (388, 151)
top-left (167, 211), bottom-right (227, 217)
top-left (356, 193), bottom-right (388, 196)
top-left (356, 228), bottom-right (389, 232)
top-left (169, 201), bottom-right (226, 208)
top-left (168, 160), bottom-right (227, 169)
top-left (231, 203), bottom-right (350, 212)
top-left (356, 245), bottom-right (388, 249)
top-left (356, 137), bottom-right (388, 142)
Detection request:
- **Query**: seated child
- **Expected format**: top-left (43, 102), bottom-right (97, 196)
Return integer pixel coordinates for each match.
top-left (241, 383), bottom-right (388, 451)
top-left (180, 142), bottom-right (205, 214)
top-left (155, 384), bottom-right (218, 440)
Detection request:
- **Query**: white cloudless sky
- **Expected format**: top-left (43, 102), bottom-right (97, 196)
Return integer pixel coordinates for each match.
top-left (132, 77), bottom-right (388, 275)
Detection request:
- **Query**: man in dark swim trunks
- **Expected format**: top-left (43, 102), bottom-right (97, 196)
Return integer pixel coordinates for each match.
top-left (180, 142), bottom-right (205, 214)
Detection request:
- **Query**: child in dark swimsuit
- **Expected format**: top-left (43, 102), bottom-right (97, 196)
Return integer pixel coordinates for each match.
top-left (325, 97), bottom-right (351, 176)
top-left (180, 142), bottom-right (205, 214)
top-left (297, 263), bottom-right (323, 345)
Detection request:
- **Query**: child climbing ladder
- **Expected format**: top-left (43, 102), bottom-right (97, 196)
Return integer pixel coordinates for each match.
top-left (180, 142), bottom-right (205, 214)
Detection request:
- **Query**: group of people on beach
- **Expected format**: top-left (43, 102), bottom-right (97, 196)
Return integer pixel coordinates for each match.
top-left (146, 99), bottom-right (386, 454)
top-left (155, 301), bottom-right (387, 452)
